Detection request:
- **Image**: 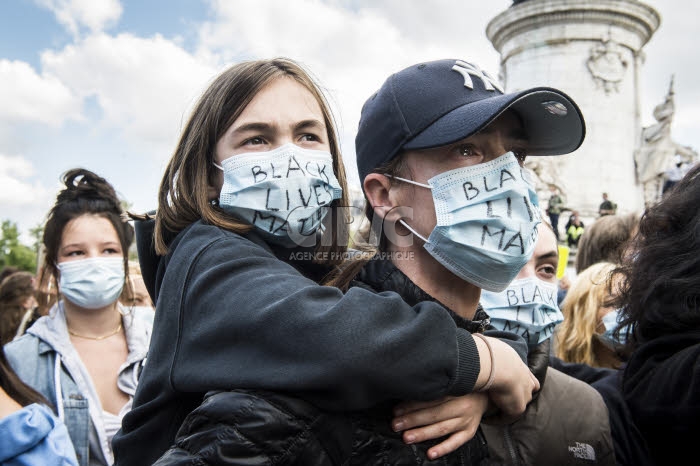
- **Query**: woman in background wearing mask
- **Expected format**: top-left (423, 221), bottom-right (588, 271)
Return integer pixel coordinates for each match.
top-left (480, 222), bottom-right (615, 464)
top-left (4, 169), bottom-right (151, 466)
top-left (555, 261), bottom-right (623, 369)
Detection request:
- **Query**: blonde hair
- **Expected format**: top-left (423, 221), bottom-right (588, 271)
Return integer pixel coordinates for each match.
top-left (555, 261), bottom-right (616, 366)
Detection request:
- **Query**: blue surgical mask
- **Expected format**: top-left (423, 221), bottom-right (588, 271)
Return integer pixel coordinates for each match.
top-left (480, 277), bottom-right (563, 347)
top-left (215, 143), bottom-right (343, 246)
top-left (57, 257), bottom-right (125, 309)
top-left (600, 309), bottom-right (627, 345)
top-left (395, 152), bottom-right (541, 291)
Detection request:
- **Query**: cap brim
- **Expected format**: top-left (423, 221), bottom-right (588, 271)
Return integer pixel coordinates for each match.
top-left (403, 87), bottom-right (585, 156)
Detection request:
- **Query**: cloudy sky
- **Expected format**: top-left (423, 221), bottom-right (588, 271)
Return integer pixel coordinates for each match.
top-left (1, 0), bottom-right (696, 241)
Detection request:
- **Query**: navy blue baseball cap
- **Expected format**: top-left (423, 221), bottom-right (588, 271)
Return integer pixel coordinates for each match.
top-left (355, 59), bottom-right (585, 183)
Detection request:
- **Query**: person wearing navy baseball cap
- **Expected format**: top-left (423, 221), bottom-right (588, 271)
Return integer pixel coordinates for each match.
top-left (332, 58), bottom-right (594, 462)
top-left (355, 58), bottom-right (584, 292)
top-left (356, 59), bottom-right (585, 183)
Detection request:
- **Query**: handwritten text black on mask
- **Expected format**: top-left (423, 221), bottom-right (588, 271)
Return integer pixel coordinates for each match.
top-left (505, 284), bottom-right (557, 308)
top-left (498, 284), bottom-right (560, 344)
top-left (459, 167), bottom-right (539, 254)
top-left (250, 155), bottom-right (333, 236)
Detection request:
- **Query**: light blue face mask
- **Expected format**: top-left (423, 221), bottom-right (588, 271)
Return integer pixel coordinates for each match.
top-left (600, 309), bottom-right (627, 346)
top-left (395, 152), bottom-right (541, 291)
top-left (215, 143), bottom-right (343, 246)
top-left (57, 257), bottom-right (125, 309)
top-left (480, 277), bottom-right (563, 347)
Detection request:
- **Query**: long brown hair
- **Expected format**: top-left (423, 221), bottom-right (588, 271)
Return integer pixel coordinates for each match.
top-left (574, 213), bottom-right (639, 273)
top-left (1, 347), bottom-right (48, 407)
top-left (154, 58), bottom-right (351, 269)
top-left (0, 271), bottom-right (36, 345)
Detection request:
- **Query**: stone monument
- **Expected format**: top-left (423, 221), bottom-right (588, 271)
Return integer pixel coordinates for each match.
top-left (635, 76), bottom-right (698, 206)
top-left (487, 0), bottom-right (660, 217)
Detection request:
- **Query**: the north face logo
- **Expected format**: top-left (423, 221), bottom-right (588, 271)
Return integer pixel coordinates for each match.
top-left (568, 442), bottom-right (596, 461)
top-left (451, 60), bottom-right (504, 93)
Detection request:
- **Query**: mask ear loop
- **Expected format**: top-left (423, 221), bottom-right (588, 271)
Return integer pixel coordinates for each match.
top-left (386, 174), bottom-right (431, 189)
top-left (384, 175), bottom-right (432, 244)
top-left (398, 219), bottom-right (429, 244)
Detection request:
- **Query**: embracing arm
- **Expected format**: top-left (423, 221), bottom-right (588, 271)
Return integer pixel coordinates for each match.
top-left (163, 230), bottom-right (481, 409)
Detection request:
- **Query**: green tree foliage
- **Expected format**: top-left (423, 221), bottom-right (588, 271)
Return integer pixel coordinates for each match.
top-left (0, 220), bottom-right (37, 273)
top-left (29, 223), bottom-right (44, 255)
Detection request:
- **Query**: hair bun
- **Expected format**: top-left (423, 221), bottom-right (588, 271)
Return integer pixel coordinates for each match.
top-left (57, 168), bottom-right (122, 213)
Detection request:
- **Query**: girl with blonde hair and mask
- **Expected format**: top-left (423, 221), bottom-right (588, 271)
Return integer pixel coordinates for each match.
top-left (555, 261), bottom-right (623, 369)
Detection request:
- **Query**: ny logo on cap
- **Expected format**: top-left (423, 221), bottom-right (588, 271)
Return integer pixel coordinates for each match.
top-left (452, 60), bottom-right (504, 93)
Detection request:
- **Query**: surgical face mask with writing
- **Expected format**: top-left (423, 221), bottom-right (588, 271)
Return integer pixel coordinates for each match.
top-left (215, 143), bottom-right (343, 246)
top-left (57, 257), bottom-right (125, 309)
top-left (480, 277), bottom-right (563, 347)
top-left (395, 152), bottom-right (541, 291)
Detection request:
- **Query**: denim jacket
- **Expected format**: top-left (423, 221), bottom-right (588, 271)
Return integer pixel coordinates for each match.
top-left (4, 302), bottom-right (150, 466)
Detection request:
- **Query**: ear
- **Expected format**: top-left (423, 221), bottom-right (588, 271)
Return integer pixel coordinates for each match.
top-left (207, 169), bottom-right (223, 202)
top-left (363, 173), bottom-right (402, 222)
top-left (206, 184), bottom-right (219, 202)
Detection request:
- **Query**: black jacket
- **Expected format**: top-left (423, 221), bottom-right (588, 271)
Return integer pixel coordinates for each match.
top-left (113, 221), bottom-right (491, 466)
top-left (151, 257), bottom-right (530, 465)
top-left (621, 332), bottom-right (700, 465)
top-left (154, 389), bottom-right (490, 465)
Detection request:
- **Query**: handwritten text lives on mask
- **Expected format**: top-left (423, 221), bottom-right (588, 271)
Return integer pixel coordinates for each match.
top-left (250, 155), bottom-right (334, 236)
top-left (454, 165), bottom-right (540, 255)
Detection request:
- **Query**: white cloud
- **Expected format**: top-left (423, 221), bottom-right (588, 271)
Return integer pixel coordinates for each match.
top-left (0, 154), bottom-right (53, 206)
top-left (40, 32), bottom-right (218, 159)
top-left (0, 59), bottom-right (82, 126)
top-left (196, 0), bottom-right (509, 185)
top-left (34, 0), bottom-right (123, 37)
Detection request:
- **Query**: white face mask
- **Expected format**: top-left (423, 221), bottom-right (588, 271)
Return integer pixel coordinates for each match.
top-left (394, 152), bottom-right (541, 291)
top-left (130, 306), bottom-right (155, 328)
top-left (480, 277), bottom-right (563, 347)
top-left (214, 143), bottom-right (343, 246)
top-left (57, 257), bottom-right (125, 309)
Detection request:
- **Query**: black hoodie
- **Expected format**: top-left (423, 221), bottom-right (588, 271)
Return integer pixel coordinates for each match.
top-left (112, 219), bottom-right (499, 466)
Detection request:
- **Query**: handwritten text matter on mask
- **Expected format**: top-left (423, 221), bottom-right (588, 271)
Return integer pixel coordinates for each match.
top-left (250, 155), bottom-right (335, 237)
top-left (460, 166), bottom-right (540, 255)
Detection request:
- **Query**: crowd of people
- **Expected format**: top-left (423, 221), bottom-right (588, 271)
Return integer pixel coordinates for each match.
top-left (1, 56), bottom-right (697, 465)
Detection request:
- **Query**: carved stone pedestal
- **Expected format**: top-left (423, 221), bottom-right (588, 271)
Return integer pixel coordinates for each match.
top-left (487, 0), bottom-right (660, 217)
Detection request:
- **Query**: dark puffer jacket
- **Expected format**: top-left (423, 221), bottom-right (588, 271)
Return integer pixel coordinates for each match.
top-left (154, 390), bottom-right (489, 465)
top-left (153, 258), bottom-right (531, 465)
